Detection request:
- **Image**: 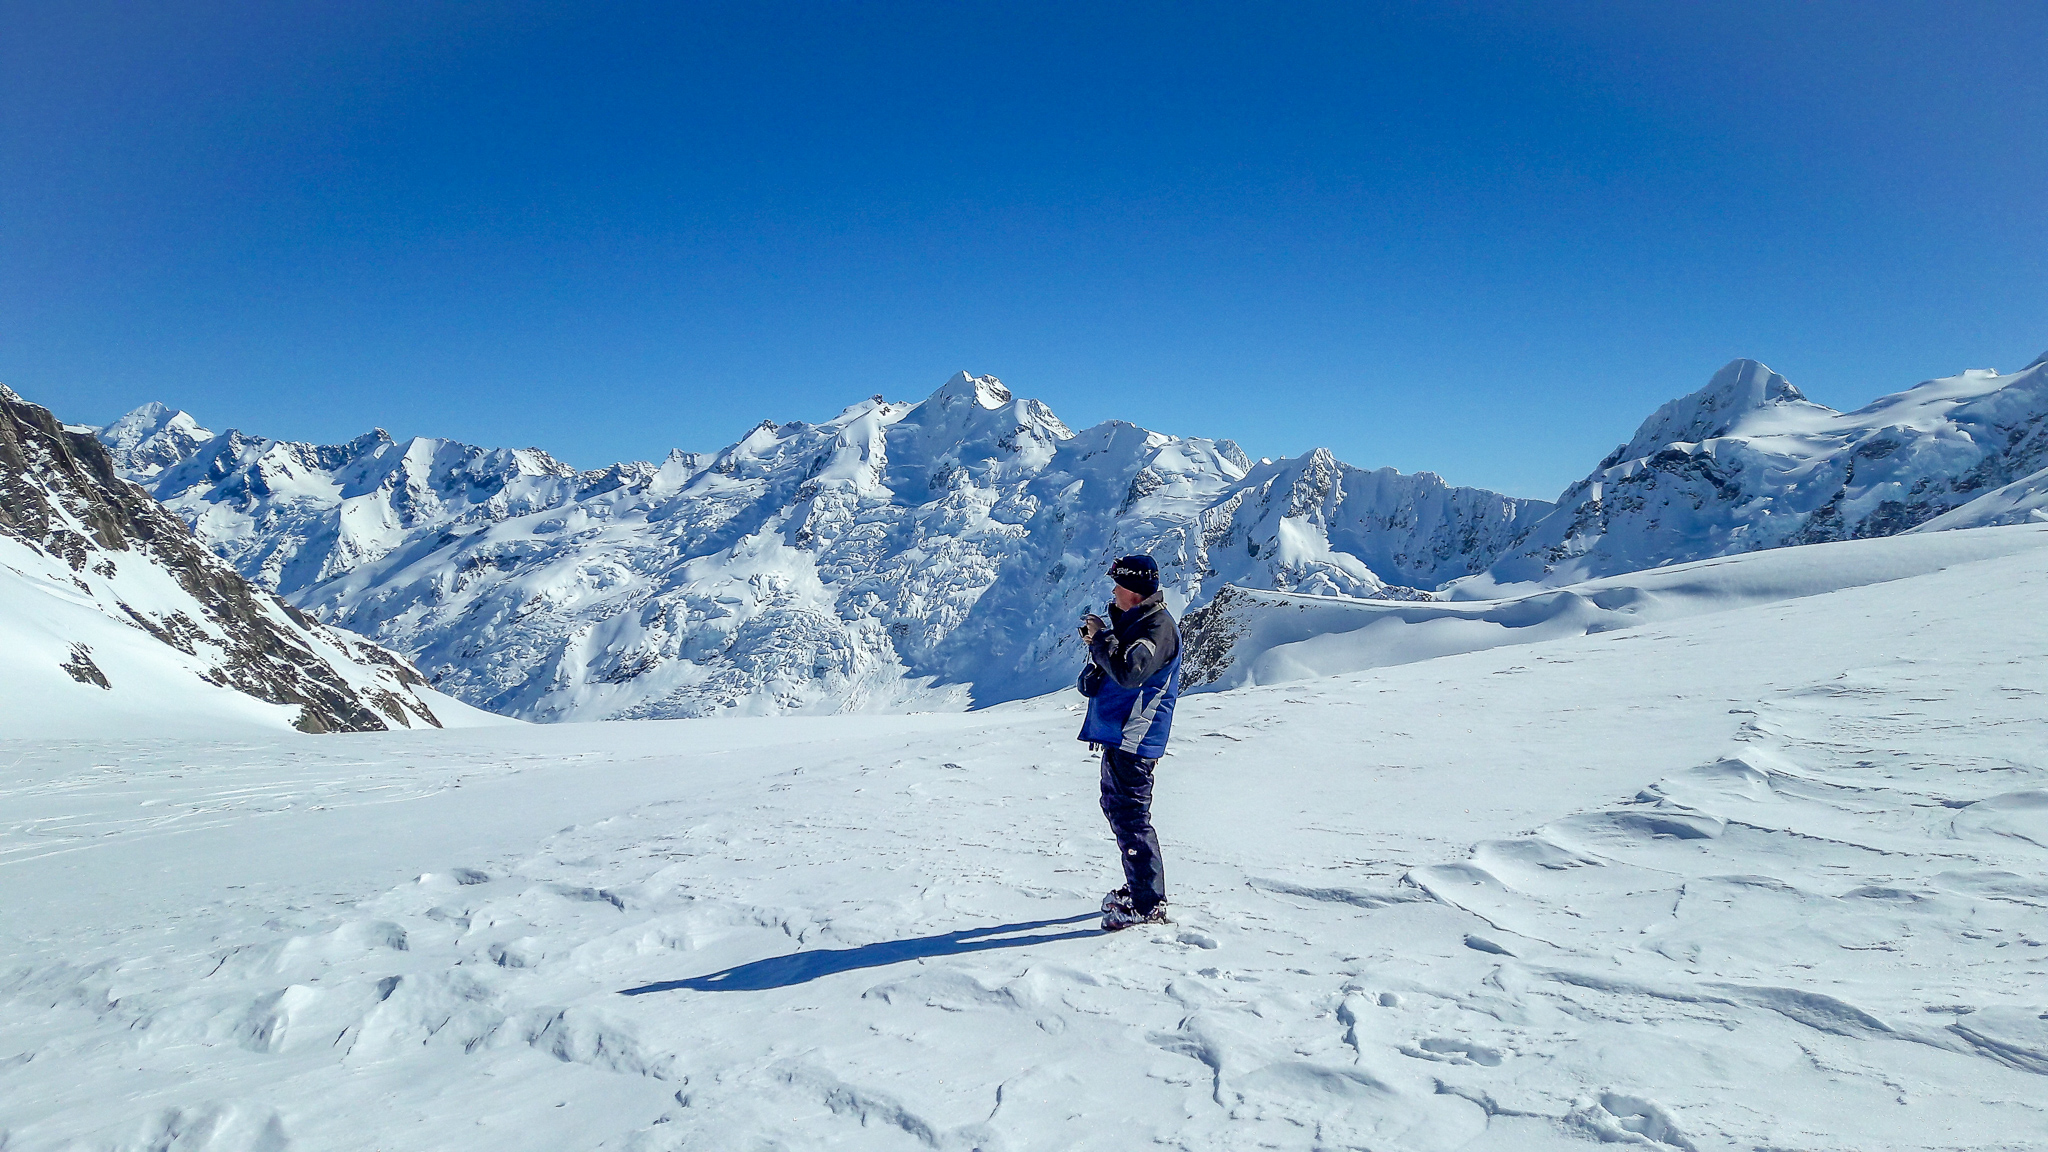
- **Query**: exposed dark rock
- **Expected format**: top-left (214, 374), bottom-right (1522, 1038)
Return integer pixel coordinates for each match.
top-left (1179, 586), bottom-right (1255, 689)
top-left (0, 385), bottom-right (441, 733)
top-left (61, 644), bottom-right (110, 689)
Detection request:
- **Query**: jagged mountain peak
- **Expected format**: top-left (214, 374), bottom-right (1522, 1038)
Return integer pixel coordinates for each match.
top-left (829, 394), bottom-right (906, 424)
top-left (108, 371), bottom-right (1548, 721)
top-left (1613, 359), bottom-right (1829, 464)
top-left (926, 370), bottom-right (1014, 412)
top-left (1470, 350), bottom-right (2048, 592)
top-left (102, 399), bottom-right (206, 436)
top-left (903, 372), bottom-right (1066, 434)
top-left (96, 400), bottom-right (216, 479)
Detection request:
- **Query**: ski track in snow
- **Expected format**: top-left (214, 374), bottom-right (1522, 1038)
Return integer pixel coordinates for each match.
top-left (3, 547), bottom-right (2047, 1149)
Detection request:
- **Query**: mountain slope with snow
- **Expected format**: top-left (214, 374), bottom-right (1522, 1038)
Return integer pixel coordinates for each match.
top-left (4, 524), bottom-right (2045, 1150)
top-left (1469, 353), bottom-right (2048, 592)
top-left (0, 386), bottom-right (446, 738)
top-left (90, 348), bottom-right (2048, 722)
top-left (103, 374), bottom-right (1547, 720)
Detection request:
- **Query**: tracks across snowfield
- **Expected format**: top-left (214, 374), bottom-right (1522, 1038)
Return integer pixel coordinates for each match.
top-left (2, 542), bottom-right (2047, 1150)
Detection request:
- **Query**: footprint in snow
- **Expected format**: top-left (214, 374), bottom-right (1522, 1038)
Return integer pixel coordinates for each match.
top-left (1570, 1093), bottom-right (1699, 1151)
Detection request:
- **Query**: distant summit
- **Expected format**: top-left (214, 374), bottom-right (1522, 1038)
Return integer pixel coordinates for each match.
top-left (96, 400), bottom-right (214, 479)
top-left (90, 348), bottom-right (2048, 721)
top-left (1463, 353), bottom-right (2048, 593)
top-left (100, 373), bottom-right (1545, 720)
top-left (1611, 359), bottom-right (1823, 463)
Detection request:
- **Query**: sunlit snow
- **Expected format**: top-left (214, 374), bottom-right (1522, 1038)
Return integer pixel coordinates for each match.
top-left (5, 526), bottom-right (2046, 1149)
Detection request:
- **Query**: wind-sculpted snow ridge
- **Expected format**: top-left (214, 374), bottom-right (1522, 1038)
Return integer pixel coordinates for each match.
top-left (1182, 522), bottom-right (2048, 690)
top-left (107, 372), bottom-right (1548, 720)
top-left (1466, 351), bottom-right (2048, 593)
top-left (4, 532), bottom-right (2045, 1149)
top-left (0, 385), bottom-right (445, 737)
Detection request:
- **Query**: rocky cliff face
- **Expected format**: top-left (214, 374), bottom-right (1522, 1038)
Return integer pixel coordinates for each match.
top-left (1465, 354), bottom-right (2048, 592)
top-left (0, 386), bottom-right (443, 733)
top-left (101, 373), bottom-right (1548, 719)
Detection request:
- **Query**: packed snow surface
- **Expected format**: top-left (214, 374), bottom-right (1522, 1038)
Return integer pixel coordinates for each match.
top-left (5, 527), bottom-right (2046, 1150)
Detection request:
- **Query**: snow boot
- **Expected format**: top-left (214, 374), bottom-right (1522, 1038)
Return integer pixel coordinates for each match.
top-left (1102, 900), bottom-right (1169, 931)
top-left (1102, 886), bottom-right (1134, 915)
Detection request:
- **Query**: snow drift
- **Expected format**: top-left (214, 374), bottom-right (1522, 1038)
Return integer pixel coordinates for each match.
top-left (1182, 522), bottom-right (2048, 691)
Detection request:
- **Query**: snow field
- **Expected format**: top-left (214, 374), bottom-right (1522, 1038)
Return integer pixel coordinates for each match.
top-left (3, 537), bottom-right (2047, 1149)
top-left (1194, 523), bottom-right (2048, 691)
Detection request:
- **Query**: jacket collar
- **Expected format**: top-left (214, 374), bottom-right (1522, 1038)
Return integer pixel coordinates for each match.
top-left (1111, 591), bottom-right (1166, 626)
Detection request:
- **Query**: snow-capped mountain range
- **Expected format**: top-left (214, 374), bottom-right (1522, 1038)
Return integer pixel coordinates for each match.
top-left (1462, 353), bottom-right (2048, 593)
top-left (94, 373), bottom-right (1546, 720)
top-left (85, 350), bottom-right (2048, 721)
top-left (0, 386), bottom-right (446, 736)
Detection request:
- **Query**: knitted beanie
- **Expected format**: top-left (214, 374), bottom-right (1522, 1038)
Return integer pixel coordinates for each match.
top-left (1109, 554), bottom-right (1160, 596)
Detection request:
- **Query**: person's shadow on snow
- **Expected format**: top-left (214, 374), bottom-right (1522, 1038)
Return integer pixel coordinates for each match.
top-left (618, 913), bottom-right (1102, 995)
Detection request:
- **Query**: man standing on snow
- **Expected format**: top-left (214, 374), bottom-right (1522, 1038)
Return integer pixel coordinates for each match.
top-left (1077, 554), bottom-right (1182, 930)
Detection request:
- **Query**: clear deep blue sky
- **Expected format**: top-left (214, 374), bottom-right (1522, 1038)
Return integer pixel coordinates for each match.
top-left (3, 2), bottom-right (2043, 498)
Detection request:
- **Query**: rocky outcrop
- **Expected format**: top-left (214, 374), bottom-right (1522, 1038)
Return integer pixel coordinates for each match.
top-left (1, 385), bottom-right (442, 733)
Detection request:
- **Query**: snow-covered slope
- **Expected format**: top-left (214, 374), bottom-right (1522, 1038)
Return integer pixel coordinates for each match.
top-left (0, 386), bottom-right (446, 738)
top-left (4, 525), bottom-right (2045, 1150)
top-left (1468, 352), bottom-right (2048, 592)
top-left (1182, 522), bottom-right (2048, 691)
top-left (108, 374), bottom-right (1547, 720)
top-left (104, 349), bottom-right (2048, 722)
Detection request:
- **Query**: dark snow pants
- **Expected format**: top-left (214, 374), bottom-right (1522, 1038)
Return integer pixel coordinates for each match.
top-left (1100, 747), bottom-right (1166, 913)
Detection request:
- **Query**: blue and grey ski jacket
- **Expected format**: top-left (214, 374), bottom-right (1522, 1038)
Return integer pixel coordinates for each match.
top-left (1077, 593), bottom-right (1182, 759)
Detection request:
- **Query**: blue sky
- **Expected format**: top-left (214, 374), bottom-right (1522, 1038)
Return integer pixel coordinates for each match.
top-left (3, 1), bottom-right (2043, 498)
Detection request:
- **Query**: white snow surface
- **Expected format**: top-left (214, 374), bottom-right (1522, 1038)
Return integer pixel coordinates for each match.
top-left (5, 526), bottom-right (2047, 1150)
top-left (104, 373), bottom-right (1546, 721)
top-left (1185, 523), bottom-right (2048, 691)
top-left (1465, 353), bottom-right (2048, 593)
